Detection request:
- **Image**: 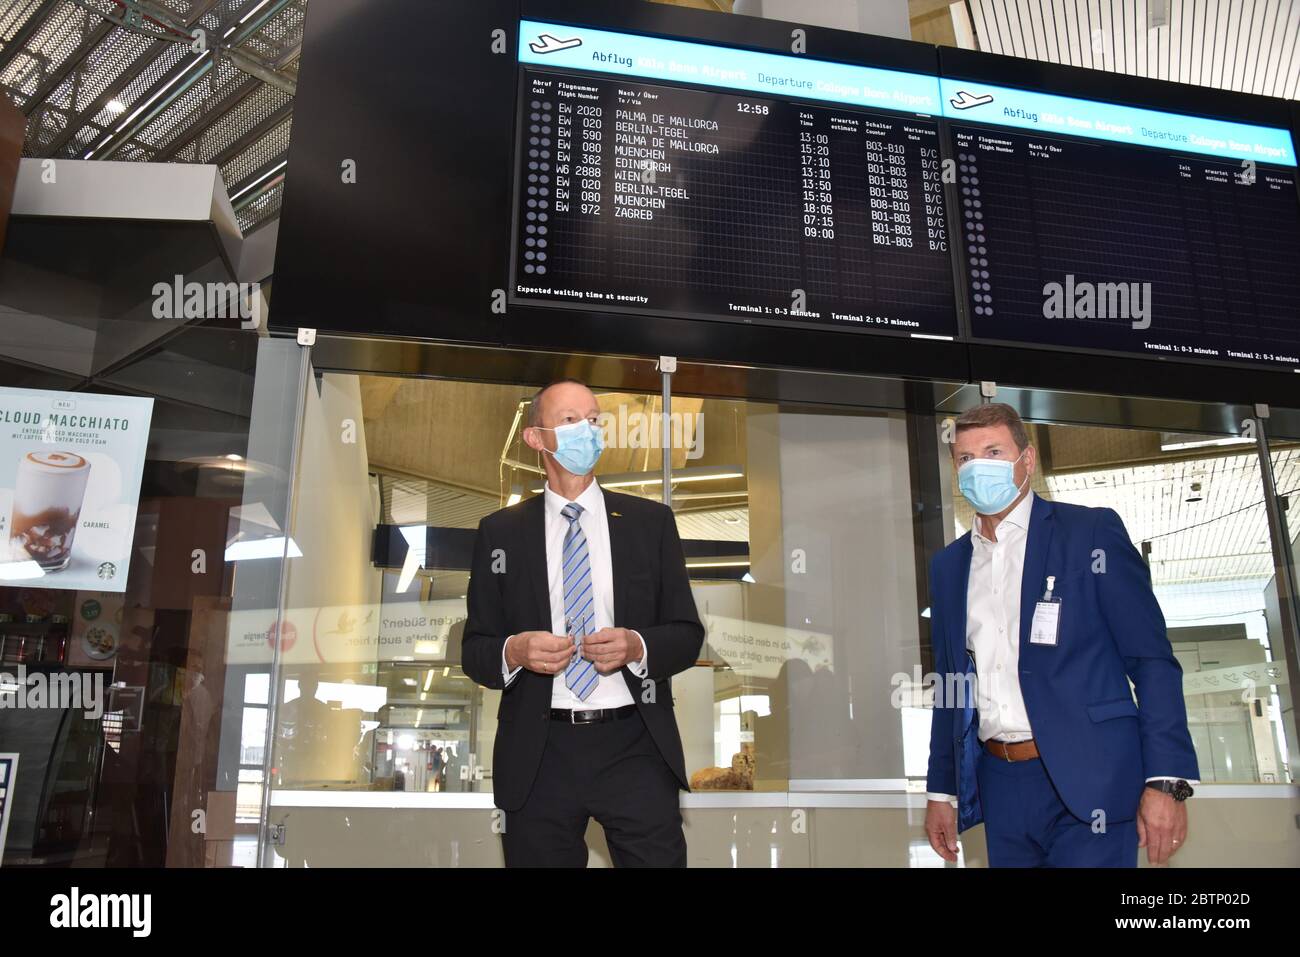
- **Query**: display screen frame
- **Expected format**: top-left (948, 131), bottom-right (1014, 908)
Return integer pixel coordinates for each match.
top-left (270, 0), bottom-right (1300, 403)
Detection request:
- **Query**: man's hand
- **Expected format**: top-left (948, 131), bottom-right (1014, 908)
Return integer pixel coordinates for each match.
top-left (1137, 787), bottom-right (1188, 865)
top-left (925, 800), bottom-right (959, 862)
top-left (581, 627), bottom-right (644, 674)
top-left (506, 631), bottom-right (575, 675)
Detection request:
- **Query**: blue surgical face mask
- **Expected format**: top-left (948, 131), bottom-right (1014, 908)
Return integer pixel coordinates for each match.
top-left (538, 420), bottom-right (605, 476)
top-left (957, 447), bottom-right (1028, 515)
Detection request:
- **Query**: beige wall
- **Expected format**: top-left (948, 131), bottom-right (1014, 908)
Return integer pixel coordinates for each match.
top-left (270, 372), bottom-right (383, 787)
top-left (285, 372), bottom-right (381, 612)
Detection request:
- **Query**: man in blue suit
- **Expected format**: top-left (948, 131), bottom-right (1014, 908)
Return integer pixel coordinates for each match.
top-left (924, 403), bottom-right (1199, 867)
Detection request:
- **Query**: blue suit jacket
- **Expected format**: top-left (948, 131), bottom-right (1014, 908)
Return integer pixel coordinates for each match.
top-left (925, 495), bottom-right (1199, 832)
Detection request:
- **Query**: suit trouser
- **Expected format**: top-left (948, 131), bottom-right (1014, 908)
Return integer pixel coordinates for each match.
top-left (976, 746), bottom-right (1138, 867)
top-left (501, 709), bottom-right (687, 867)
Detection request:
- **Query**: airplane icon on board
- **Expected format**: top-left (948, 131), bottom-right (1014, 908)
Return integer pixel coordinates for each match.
top-left (949, 90), bottom-right (995, 110)
top-left (529, 33), bottom-right (583, 54)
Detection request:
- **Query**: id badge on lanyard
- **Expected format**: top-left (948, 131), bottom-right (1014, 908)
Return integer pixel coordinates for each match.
top-left (1029, 575), bottom-right (1062, 646)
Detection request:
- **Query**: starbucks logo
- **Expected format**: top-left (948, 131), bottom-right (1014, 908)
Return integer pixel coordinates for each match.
top-left (97, 561), bottom-right (117, 580)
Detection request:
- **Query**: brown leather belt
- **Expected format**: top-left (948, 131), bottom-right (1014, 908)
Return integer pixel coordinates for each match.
top-left (983, 738), bottom-right (1040, 762)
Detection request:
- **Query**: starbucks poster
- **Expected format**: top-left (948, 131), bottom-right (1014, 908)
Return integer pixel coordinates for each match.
top-left (0, 386), bottom-right (153, 592)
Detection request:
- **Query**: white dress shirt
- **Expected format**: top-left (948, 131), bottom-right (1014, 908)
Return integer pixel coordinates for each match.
top-left (500, 479), bottom-right (648, 709)
top-left (927, 492), bottom-right (1035, 804)
top-left (928, 491), bottom-right (1193, 805)
top-left (967, 489), bottom-right (1037, 744)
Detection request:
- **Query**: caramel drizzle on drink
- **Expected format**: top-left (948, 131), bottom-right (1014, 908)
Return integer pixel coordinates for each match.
top-left (24, 450), bottom-right (87, 469)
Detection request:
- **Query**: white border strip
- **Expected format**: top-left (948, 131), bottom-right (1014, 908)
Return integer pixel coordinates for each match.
top-left (268, 783), bottom-right (1298, 810)
top-left (1191, 784), bottom-right (1300, 799)
top-left (788, 778), bottom-right (912, 791)
top-left (269, 791), bottom-right (498, 809)
top-left (266, 790), bottom-right (925, 810)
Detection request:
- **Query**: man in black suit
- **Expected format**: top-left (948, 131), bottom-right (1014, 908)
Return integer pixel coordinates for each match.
top-left (463, 378), bottom-right (705, 867)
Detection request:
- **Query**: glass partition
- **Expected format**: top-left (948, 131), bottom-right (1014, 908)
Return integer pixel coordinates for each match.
top-left (0, 329), bottom-right (302, 869)
top-left (1264, 416), bottom-right (1300, 778)
top-left (8, 324), bottom-right (1298, 868)
top-left (665, 396), bottom-right (930, 794)
top-left (251, 356), bottom-right (1300, 867)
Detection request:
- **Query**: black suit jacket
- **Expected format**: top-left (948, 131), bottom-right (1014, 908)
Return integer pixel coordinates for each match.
top-left (462, 487), bottom-right (705, 811)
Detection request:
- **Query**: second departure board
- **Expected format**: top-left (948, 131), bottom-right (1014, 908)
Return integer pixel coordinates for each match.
top-left (939, 78), bottom-right (1300, 370)
top-left (510, 21), bottom-right (956, 337)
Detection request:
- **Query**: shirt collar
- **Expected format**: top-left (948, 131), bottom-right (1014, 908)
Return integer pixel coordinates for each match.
top-left (543, 478), bottom-right (603, 519)
top-left (972, 490), bottom-right (1035, 544)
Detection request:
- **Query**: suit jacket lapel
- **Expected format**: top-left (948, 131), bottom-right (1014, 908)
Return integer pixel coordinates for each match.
top-left (1019, 495), bottom-right (1055, 651)
top-left (951, 534), bottom-right (973, 664)
top-left (604, 489), bottom-right (630, 626)
top-left (948, 534), bottom-right (976, 739)
top-left (523, 495), bottom-right (551, 629)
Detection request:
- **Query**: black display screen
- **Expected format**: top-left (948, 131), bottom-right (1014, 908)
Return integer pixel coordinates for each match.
top-left (509, 31), bottom-right (957, 338)
top-left (944, 85), bottom-right (1300, 371)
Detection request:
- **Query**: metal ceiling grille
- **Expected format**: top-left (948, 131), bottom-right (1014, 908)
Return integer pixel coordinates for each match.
top-left (0, 0), bottom-right (305, 234)
top-left (223, 110), bottom-right (288, 232)
top-left (962, 0), bottom-right (1300, 99)
top-left (233, 174), bottom-right (279, 231)
top-left (179, 75), bottom-right (288, 162)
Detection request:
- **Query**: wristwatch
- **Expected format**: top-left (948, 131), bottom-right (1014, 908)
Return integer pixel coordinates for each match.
top-left (1145, 779), bottom-right (1194, 801)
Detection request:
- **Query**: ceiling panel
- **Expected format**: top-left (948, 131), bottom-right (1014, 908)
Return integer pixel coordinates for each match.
top-left (963, 0), bottom-right (1300, 99)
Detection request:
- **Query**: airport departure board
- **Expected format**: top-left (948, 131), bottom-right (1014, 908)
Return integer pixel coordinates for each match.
top-left (939, 79), bottom-right (1300, 371)
top-left (510, 20), bottom-right (957, 338)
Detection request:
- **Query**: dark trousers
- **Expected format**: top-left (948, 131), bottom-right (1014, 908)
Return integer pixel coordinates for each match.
top-left (501, 710), bottom-right (687, 867)
top-left (976, 747), bottom-right (1138, 867)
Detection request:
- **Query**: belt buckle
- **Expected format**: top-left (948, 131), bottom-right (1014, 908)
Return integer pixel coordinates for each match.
top-left (570, 708), bottom-right (580, 725)
top-left (1003, 739), bottom-right (1029, 762)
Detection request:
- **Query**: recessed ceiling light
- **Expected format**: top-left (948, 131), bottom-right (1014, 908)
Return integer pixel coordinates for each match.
top-left (106, 98), bottom-right (126, 114)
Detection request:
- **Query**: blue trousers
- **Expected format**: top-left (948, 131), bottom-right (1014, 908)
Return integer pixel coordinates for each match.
top-left (976, 746), bottom-right (1138, 867)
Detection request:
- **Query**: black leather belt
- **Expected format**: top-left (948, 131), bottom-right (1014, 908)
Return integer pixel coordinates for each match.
top-left (550, 704), bottom-right (638, 724)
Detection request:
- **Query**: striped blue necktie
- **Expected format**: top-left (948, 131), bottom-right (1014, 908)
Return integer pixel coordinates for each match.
top-left (560, 502), bottom-right (598, 700)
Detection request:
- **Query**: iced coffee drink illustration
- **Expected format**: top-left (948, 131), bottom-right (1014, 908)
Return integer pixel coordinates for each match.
top-left (10, 450), bottom-right (91, 571)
